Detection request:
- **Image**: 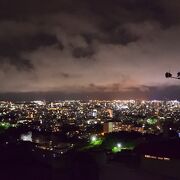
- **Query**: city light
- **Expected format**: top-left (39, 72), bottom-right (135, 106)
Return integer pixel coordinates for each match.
top-left (117, 143), bottom-right (122, 148)
top-left (0, 122), bottom-right (11, 130)
top-left (145, 155), bottom-right (171, 161)
top-left (90, 135), bottom-right (103, 146)
top-left (91, 135), bottom-right (97, 142)
top-left (20, 131), bottom-right (32, 142)
top-left (112, 143), bottom-right (122, 153)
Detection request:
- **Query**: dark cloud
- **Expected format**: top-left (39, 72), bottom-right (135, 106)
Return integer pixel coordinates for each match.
top-left (58, 72), bottom-right (81, 79)
top-left (60, 73), bottom-right (71, 78)
top-left (0, 0), bottom-right (179, 99)
top-left (0, 32), bottom-right (58, 55)
top-left (5, 58), bottom-right (34, 71)
top-left (72, 47), bottom-right (95, 58)
top-left (0, 0), bottom-right (177, 25)
top-left (0, 30), bottom-right (58, 70)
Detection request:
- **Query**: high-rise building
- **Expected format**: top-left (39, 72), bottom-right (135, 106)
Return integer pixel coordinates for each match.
top-left (103, 122), bottom-right (113, 133)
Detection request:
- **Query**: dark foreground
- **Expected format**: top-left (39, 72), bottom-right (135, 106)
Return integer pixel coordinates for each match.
top-left (0, 142), bottom-right (179, 180)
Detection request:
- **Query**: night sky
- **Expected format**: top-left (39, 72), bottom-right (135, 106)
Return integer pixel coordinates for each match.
top-left (0, 0), bottom-right (180, 100)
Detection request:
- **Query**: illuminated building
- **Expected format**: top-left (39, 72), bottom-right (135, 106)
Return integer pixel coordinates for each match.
top-left (92, 109), bottom-right (97, 118)
top-left (103, 122), bottom-right (113, 133)
top-left (107, 109), bottom-right (113, 118)
top-left (20, 131), bottom-right (32, 142)
top-left (103, 121), bottom-right (144, 133)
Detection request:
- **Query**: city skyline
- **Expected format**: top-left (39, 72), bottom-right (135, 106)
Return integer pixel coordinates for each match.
top-left (0, 0), bottom-right (180, 100)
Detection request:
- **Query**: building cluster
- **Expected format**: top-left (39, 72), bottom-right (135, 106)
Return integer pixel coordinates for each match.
top-left (0, 100), bottom-right (180, 136)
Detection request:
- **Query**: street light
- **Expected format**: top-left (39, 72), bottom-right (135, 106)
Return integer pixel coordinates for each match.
top-left (165, 72), bottom-right (180, 79)
top-left (165, 72), bottom-right (172, 78)
top-left (117, 143), bottom-right (122, 148)
top-left (177, 72), bottom-right (180, 78)
top-left (91, 135), bottom-right (97, 142)
top-left (112, 143), bottom-right (122, 153)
